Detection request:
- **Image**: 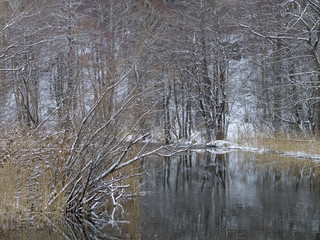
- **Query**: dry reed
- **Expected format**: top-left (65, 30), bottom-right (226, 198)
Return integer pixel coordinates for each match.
top-left (0, 130), bottom-right (70, 230)
top-left (0, 129), bottom-right (144, 231)
top-left (236, 129), bottom-right (320, 157)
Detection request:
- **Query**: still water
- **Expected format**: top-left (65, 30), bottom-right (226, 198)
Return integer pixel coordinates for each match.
top-left (2, 150), bottom-right (320, 239)
top-left (139, 150), bottom-right (320, 239)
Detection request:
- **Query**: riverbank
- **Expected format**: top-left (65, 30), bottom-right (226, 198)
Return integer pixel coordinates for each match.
top-left (187, 135), bottom-right (320, 161)
top-left (169, 133), bottom-right (320, 161)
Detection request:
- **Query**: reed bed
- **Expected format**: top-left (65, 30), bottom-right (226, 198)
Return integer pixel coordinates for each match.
top-left (0, 131), bottom-right (70, 230)
top-left (0, 129), bottom-right (144, 231)
top-left (236, 129), bottom-right (320, 157)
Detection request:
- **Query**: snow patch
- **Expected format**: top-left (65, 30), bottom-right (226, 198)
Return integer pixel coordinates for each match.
top-left (206, 140), bottom-right (234, 148)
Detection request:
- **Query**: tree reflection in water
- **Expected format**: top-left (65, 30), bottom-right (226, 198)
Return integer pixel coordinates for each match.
top-left (140, 150), bottom-right (320, 240)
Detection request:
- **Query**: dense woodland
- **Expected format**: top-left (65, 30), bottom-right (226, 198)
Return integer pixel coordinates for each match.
top-left (0, 0), bottom-right (320, 141)
top-left (0, 0), bottom-right (320, 219)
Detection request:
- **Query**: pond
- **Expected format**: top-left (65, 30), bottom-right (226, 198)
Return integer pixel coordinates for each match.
top-left (2, 150), bottom-right (320, 239)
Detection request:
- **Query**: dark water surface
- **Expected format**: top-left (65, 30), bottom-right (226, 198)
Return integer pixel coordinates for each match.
top-left (139, 150), bottom-right (320, 240)
top-left (2, 150), bottom-right (320, 239)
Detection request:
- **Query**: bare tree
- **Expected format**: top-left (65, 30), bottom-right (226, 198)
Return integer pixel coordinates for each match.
top-left (240, 0), bottom-right (320, 136)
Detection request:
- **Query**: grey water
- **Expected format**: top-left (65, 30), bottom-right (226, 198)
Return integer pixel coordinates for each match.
top-left (2, 150), bottom-right (320, 239)
top-left (138, 150), bottom-right (320, 240)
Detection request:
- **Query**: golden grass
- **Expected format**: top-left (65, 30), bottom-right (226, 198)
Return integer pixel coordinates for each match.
top-left (236, 129), bottom-right (320, 156)
top-left (0, 129), bottom-right (145, 231)
top-left (0, 131), bottom-right (70, 230)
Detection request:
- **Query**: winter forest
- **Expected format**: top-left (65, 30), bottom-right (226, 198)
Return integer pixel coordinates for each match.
top-left (2, 0), bottom-right (320, 142)
top-left (0, 0), bottom-right (320, 232)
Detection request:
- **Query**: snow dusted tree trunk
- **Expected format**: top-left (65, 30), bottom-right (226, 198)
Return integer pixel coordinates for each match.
top-left (63, 2), bottom-right (76, 130)
top-left (215, 61), bottom-right (228, 140)
top-left (162, 74), bottom-right (172, 144)
top-left (272, 38), bottom-right (284, 131)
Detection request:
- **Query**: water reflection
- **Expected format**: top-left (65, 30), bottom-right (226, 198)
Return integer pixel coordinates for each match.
top-left (2, 150), bottom-right (320, 239)
top-left (0, 200), bottom-right (140, 240)
top-left (140, 151), bottom-right (320, 240)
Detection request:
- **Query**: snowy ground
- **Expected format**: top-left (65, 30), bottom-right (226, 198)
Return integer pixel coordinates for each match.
top-left (174, 135), bottom-right (320, 161)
